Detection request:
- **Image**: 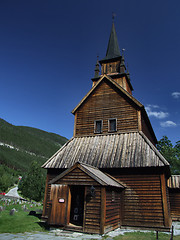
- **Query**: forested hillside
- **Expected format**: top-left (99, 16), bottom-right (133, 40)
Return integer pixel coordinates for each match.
top-left (0, 118), bottom-right (68, 172)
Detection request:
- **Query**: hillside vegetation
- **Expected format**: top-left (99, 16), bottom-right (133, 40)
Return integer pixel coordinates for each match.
top-left (0, 118), bottom-right (68, 173)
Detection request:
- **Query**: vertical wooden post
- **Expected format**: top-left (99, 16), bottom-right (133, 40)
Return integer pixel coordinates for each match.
top-left (120, 190), bottom-right (125, 226)
top-left (73, 112), bottom-right (77, 137)
top-left (83, 187), bottom-right (87, 232)
top-left (137, 110), bottom-right (142, 131)
top-left (170, 225), bottom-right (174, 240)
top-left (156, 231), bottom-right (158, 240)
top-left (160, 174), bottom-right (171, 228)
top-left (100, 187), bottom-right (106, 234)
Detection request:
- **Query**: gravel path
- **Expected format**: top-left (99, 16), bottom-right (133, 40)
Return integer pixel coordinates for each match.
top-left (0, 222), bottom-right (180, 240)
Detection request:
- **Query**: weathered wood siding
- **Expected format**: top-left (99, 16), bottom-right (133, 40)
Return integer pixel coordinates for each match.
top-left (55, 168), bottom-right (99, 186)
top-left (42, 170), bottom-right (64, 218)
top-left (48, 184), bottom-right (71, 225)
top-left (169, 190), bottom-right (180, 221)
top-left (84, 186), bottom-right (101, 234)
top-left (105, 188), bottom-right (121, 233)
top-left (75, 80), bottom-right (138, 136)
top-left (141, 113), bottom-right (156, 145)
top-left (114, 174), bottom-right (168, 228)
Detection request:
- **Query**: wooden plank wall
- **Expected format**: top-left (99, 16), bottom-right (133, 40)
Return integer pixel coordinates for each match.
top-left (115, 174), bottom-right (165, 228)
top-left (55, 168), bottom-right (99, 186)
top-left (42, 170), bottom-right (64, 218)
top-left (169, 190), bottom-right (180, 221)
top-left (141, 113), bottom-right (155, 145)
top-left (84, 186), bottom-right (101, 234)
top-left (105, 188), bottom-right (121, 233)
top-left (75, 80), bottom-right (138, 136)
top-left (48, 184), bottom-right (70, 226)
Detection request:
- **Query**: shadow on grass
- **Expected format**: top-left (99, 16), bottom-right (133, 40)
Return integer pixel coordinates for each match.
top-left (36, 221), bottom-right (50, 231)
top-left (28, 211), bottom-right (50, 231)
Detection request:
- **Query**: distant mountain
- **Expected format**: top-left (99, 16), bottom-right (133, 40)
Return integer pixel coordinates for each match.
top-left (0, 118), bottom-right (68, 173)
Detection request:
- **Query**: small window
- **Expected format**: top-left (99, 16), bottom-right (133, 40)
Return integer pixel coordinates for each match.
top-left (94, 120), bottom-right (102, 133)
top-left (108, 118), bottom-right (117, 132)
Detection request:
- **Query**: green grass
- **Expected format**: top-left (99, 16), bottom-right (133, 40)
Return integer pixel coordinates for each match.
top-left (0, 198), bottom-right (47, 233)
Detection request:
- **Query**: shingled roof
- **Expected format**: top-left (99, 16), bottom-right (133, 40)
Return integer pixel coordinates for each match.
top-left (49, 162), bottom-right (125, 188)
top-left (168, 175), bottom-right (180, 189)
top-left (42, 131), bottom-right (169, 169)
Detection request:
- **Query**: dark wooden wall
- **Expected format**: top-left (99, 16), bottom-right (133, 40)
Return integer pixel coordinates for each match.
top-left (112, 173), bottom-right (171, 229)
top-left (105, 188), bottom-right (121, 233)
top-left (42, 168), bottom-right (171, 232)
top-left (75, 80), bottom-right (138, 136)
top-left (141, 113), bottom-right (156, 145)
top-left (169, 189), bottom-right (180, 221)
top-left (55, 168), bottom-right (99, 186)
top-left (83, 186), bottom-right (101, 234)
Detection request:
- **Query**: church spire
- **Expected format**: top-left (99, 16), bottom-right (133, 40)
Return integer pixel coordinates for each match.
top-left (94, 57), bottom-right (100, 78)
top-left (103, 22), bottom-right (121, 60)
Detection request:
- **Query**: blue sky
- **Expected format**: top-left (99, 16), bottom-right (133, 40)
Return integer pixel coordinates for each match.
top-left (0, 0), bottom-right (180, 145)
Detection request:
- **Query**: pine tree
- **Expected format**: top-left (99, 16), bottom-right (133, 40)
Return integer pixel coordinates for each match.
top-left (19, 161), bottom-right (45, 201)
top-left (157, 136), bottom-right (180, 174)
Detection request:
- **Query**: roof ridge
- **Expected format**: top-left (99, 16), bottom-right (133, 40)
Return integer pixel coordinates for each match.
top-left (72, 74), bottom-right (143, 114)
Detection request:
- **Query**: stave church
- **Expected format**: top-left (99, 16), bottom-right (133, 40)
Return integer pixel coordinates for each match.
top-left (41, 22), bottom-right (172, 234)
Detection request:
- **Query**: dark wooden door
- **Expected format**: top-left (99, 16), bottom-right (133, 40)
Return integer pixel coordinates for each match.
top-left (49, 184), bottom-right (71, 226)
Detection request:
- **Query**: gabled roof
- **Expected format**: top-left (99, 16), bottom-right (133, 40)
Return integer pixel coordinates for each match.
top-left (49, 162), bottom-right (124, 188)
top-left (168, 175), bottom-right (180, 189)
top-left (72, 74), bottom-right (143, 114)
top-left (100, 22), bottom-right (121, 61)
top-left (42, 131), bottom-right (169, 170)
top-left (72, 73), bottom-right (157, 144)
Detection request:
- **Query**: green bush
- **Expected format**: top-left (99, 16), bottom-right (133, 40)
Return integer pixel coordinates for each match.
top-left (18, 161), bottom-right (45, 202)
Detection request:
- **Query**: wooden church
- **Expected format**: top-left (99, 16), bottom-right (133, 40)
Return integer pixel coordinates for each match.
top-left (42, 22), bottom-right (172, 234)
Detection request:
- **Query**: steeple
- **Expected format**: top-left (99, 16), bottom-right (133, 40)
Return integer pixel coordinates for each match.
top-left (102, 22), bottom-right (121, 61)
top-left (93, 21), bottom-right (133, 94)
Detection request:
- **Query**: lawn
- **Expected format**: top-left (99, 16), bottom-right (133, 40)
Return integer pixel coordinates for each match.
top-left (1, 197), bottom-right (180, 240)
top-left (0, 197), bottom-right (46, 233)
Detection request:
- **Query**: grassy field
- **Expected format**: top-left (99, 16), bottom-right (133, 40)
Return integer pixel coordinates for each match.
top-left (1, 197), bottom-right (180, 240)
top-left (0, 198), bottom-right (46, 233)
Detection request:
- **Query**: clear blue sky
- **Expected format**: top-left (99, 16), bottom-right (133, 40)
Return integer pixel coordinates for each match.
top-left (0, 0), bottom-right (180, 145)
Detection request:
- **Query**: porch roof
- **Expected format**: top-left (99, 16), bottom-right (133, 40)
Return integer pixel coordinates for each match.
top-left (168, 175), bottom-right (180, 189)
top-left (49, 162), bottom-right (125, 188)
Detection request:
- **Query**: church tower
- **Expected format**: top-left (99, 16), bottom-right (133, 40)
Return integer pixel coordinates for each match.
top-left (92, 22), bottom-right (133, 95)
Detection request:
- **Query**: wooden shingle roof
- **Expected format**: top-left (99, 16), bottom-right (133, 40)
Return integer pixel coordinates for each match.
top-left (168, 175), bottom-right (180, 189)
top-left (49, 162), bottom-right (124, 188)
top-left (42, 131), bottom-right (169, 169)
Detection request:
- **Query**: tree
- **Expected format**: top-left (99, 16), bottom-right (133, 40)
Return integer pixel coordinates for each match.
top-left (18, 161), bottom-right (45, 201)
top-left (157, 136), bottom-right (180, 174)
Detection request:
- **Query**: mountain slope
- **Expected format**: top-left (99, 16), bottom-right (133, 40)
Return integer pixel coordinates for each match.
top-left (0, 118), bottom-right (68, 172)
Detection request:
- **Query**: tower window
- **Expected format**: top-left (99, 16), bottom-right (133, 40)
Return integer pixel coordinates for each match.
top-left (94, 120), bottom-right (103, 133)
top-left (108, 118), bottom-right (117, 132)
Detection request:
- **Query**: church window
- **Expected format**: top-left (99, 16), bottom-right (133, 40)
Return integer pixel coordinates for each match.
top-left (94, 120), bottom-right (103, 133)
top-left (108, 118), bottom-right (117, 132)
